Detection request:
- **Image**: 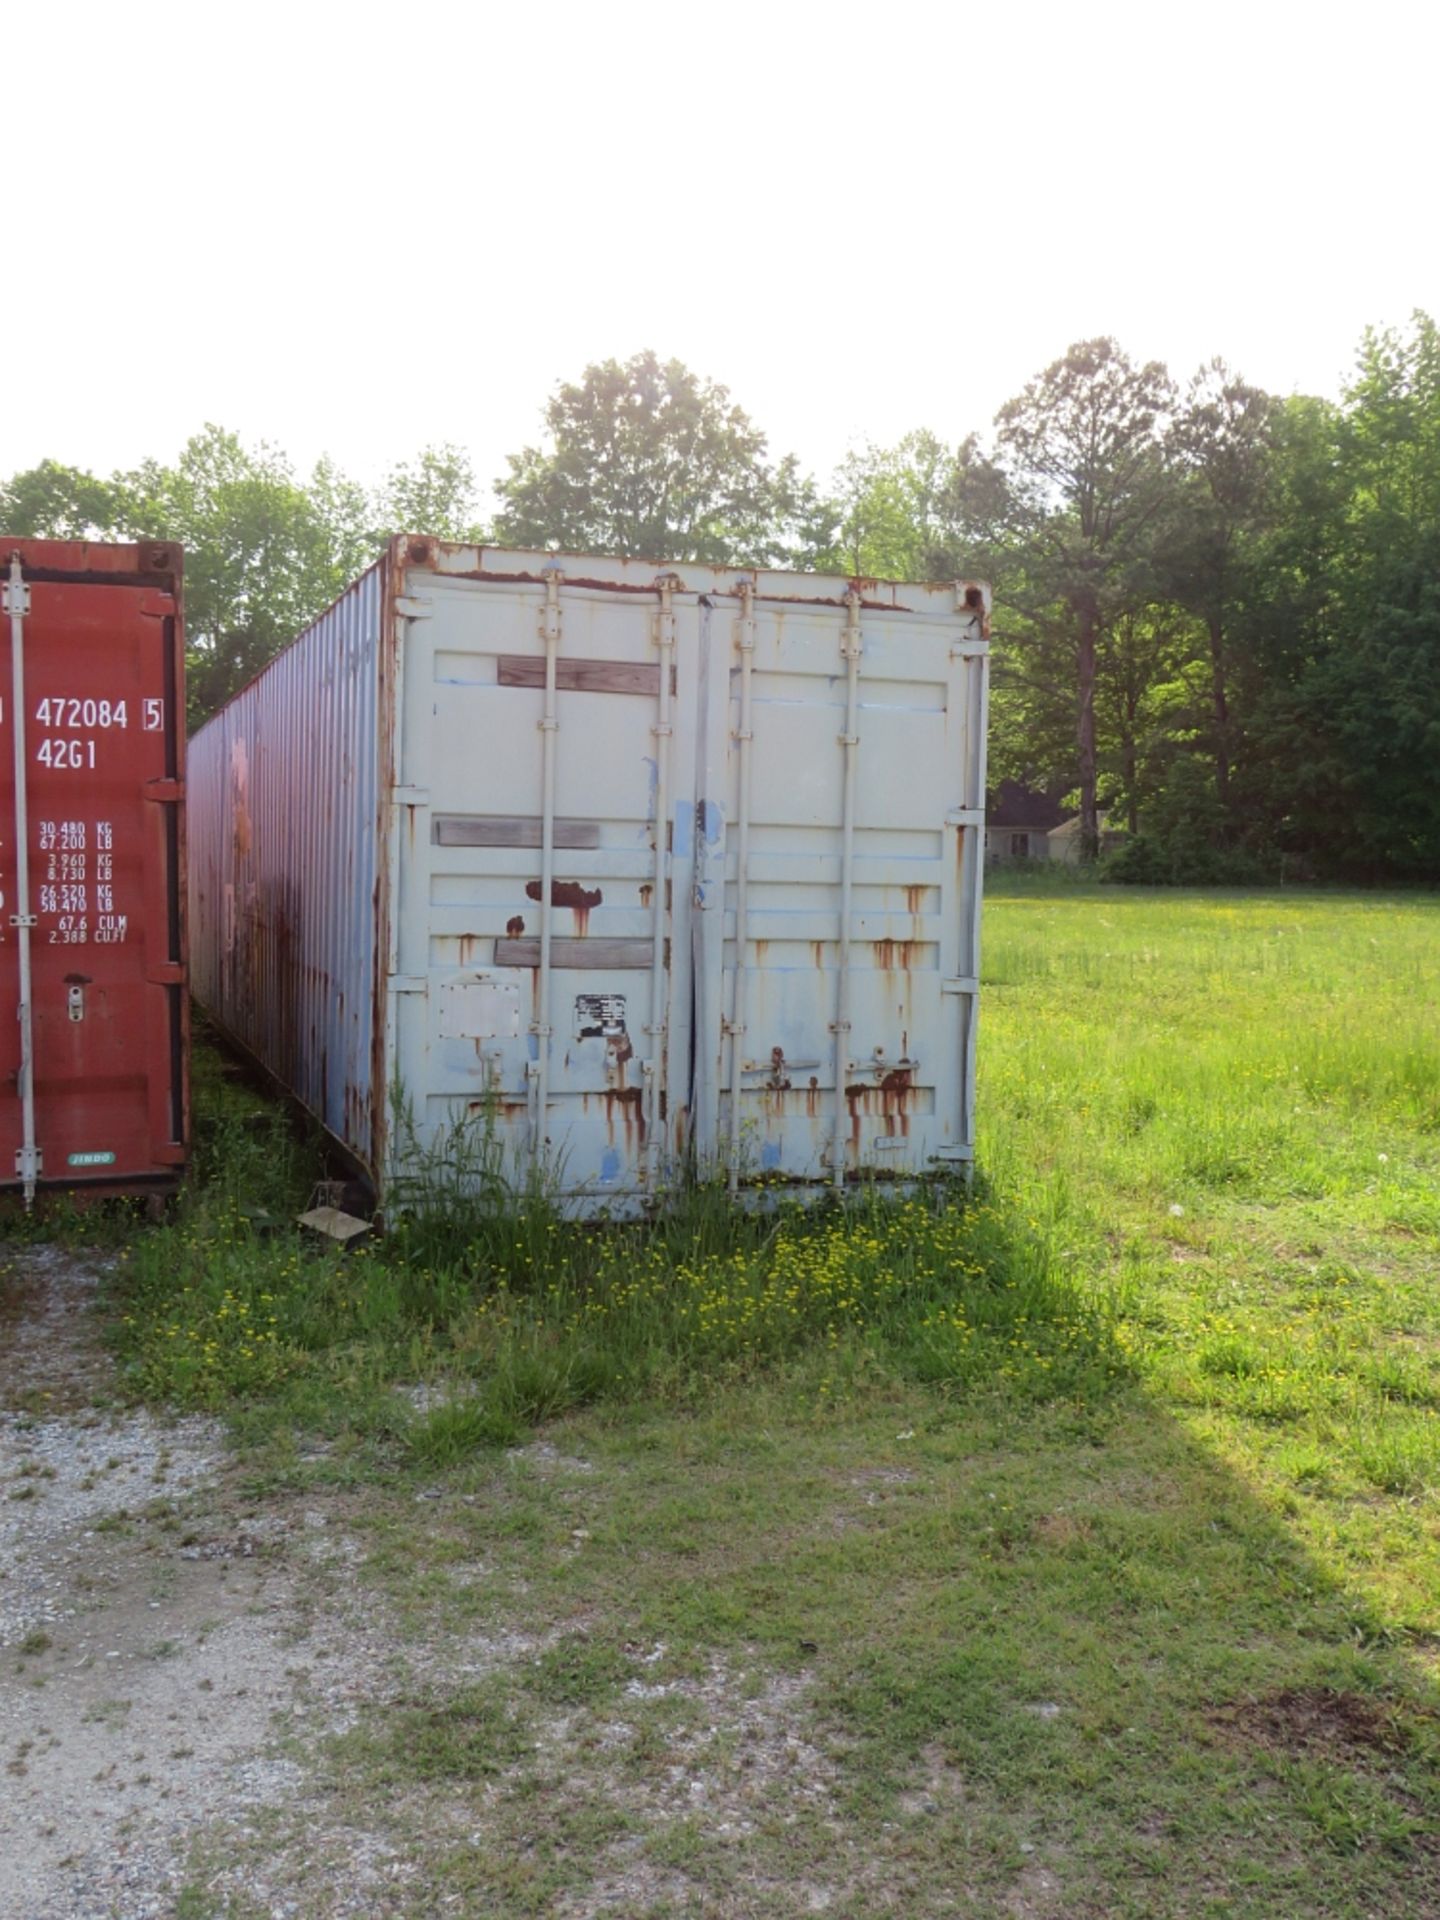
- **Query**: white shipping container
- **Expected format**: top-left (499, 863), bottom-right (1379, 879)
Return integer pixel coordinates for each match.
top-left (187, 540), bottom-right (989, 1210)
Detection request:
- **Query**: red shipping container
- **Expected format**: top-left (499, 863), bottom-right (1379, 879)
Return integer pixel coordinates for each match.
top-left (1, 540), bottom-right (187, 1204)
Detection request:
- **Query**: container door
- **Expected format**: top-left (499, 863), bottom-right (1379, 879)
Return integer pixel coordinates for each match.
top-left (389, 571), bottom-right (698, 1208)
top-left (697, 590), bottom-right (986, 1187)
top-left (0, 576), bottom-right (186, 1193)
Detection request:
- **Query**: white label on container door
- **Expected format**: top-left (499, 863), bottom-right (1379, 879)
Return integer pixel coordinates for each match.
top-left (575, 993), bottom-right (627, 1039)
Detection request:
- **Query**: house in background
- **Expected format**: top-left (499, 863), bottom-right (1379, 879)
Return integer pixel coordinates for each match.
top-left (1046, 812), bottom-right (1126, 863)
top-left (985, 781), bottom-right (1069, 861)
top-left (985, 781), bottom-right (1124, 862)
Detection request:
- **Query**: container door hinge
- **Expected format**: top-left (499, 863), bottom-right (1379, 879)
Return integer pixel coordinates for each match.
top-left (389, 976), bottom-right (427, 995)
top-left (941, 976), bottom-right (979, 995)
top-left (946, 807), bottom-right (985, 828)
top-left (931, 1144), bottom-right (973, 1163)
top-left (395, 595), bottom-right (434, 619)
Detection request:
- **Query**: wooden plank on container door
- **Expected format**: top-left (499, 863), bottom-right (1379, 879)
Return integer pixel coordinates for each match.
top-left (495, 938), bottom-right (652, 969)
top-left (433, 816), bottom-right (601, 849)
top-left (497, 656), bottom-right (676, 697)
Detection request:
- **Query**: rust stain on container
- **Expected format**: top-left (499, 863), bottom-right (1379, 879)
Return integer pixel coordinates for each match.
top-left (844, 1066), bottom-right (915, 1143)
top-left (526, 878), bottom-right (602, 937)
top-left (881, 1066), bottom-right (914, 1139)
top-left (844, 1086), bottom-right (863, 1157)
top-left (603, 1086), bottom-right (646, 1150)
top-left (872, 939), bottom-right (917, 971)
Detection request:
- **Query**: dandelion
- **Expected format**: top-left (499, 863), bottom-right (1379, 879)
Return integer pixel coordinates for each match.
top-left (1168, 1204), bottom-right (1185, 1218)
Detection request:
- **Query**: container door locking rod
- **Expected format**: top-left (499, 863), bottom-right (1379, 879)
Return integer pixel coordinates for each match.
top-left (644, 575), bottom-right (680, 1193)
top-left (529, 567), bottom-right (563, 1159)
top-left (829, 589), bottom-right (863, 1189)
top-left (5, 554), bottom-right (39, 1206)
top-left (725, 582), bottom-right (756, 1194)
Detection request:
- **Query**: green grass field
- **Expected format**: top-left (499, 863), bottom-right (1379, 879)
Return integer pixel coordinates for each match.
top-left (103, 883), bottom-right (1440, 1913)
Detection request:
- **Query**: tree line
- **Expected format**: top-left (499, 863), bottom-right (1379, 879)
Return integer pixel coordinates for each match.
top-left (5, 326), bottom-right (1439, 882)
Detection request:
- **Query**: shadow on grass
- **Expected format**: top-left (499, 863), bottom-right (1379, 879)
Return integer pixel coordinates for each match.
top-left (65, 1037), bottom-right (1440, 1913)
top-left (325, 1376), bottom-right (1440, 1920)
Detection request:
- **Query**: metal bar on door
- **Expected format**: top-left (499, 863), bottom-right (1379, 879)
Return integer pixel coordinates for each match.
top-left (725, 582), bottom-right (756, 1194)
top-left (530, 568), bottom-right (563, 1157)
top-left (829, 589), bottom-right (863, 1189)
top-left (962, 620), bottom-right (991, 1170)
top-left (4, 555), bottom-right (38, 1206)
top-left (644, 576), bottom-right (679, 1189)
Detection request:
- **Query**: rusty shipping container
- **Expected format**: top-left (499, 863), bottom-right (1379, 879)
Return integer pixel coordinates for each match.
top-left (1, 540), bottom-right (188, 1205)
top-left (187, 539), bottom-right (989, 1211)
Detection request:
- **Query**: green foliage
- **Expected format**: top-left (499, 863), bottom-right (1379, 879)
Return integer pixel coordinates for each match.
top-left (1103, 757), bottom-right (1275, 884)
top-left (122, 427), bottom-right (373, 721)
top-left (0, 458), bottom-right (129, 539)
top-left (1267, 532), bottom-right (1440, 877)
top-left (492, 349), bottom-right (819, 565)
top-left (374, 444), bottom-right (484, 542)
top-left (814, 430), bottom-right (974, 579)
top-left (0, 427), bottom-right (485, 726)
top-left (6, 314), bottom-right (1440, 875)
top-left (992, 338), bottom-right (1177, 858)
top-left (113, 1121), bottom-right (1121, 1429)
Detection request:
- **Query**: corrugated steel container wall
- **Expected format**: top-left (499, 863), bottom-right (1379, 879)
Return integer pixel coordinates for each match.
top-left (1, 539), bottom-right (188, 1200)
top-left (187, 540), bottom-right (989, 1209)
top-left (188, 556), bottom-right (386, 1179)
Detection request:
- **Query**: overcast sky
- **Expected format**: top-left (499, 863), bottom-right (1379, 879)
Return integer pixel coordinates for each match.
top-left (10, 0), bottom-right (1436, 504)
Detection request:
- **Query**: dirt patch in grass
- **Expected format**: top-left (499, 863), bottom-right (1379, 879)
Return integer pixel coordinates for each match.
top-left (1210, 1686), bottom-right (1414, 1763)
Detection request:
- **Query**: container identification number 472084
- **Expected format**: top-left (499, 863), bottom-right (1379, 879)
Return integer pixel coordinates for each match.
top-left (29, 697), bottom-right (164, 768)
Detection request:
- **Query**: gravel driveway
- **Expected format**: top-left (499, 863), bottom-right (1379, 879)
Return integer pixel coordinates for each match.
top-left (0, 1248), bottom-right (379, 1919)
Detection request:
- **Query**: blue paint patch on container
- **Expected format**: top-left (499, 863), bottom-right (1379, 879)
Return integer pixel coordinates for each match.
top-left (600, 1146), bottom-right (621, 1184)
top-left (760, 1140), bottom-right (782, 1169)
top-left (700, 798), bottom-right (723, 844)
top-left (526, 1033), bottom-right (539, 1060)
